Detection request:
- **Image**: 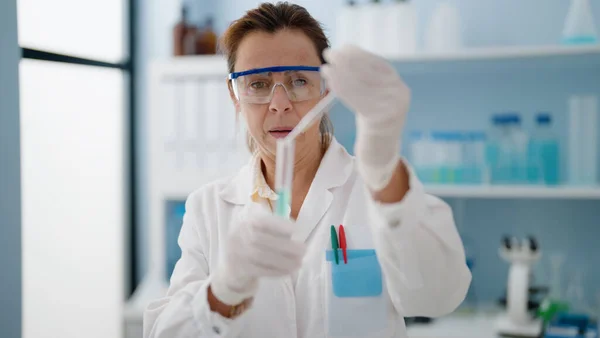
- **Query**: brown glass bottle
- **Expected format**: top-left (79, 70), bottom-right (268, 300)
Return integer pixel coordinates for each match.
top-left (173, 5), bottom-right (189, 56)
top-left (196, 17), bottom-right (217, 55)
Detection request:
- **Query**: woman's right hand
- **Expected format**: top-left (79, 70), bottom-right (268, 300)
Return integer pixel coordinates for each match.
top-left (210, 208), bottom-right (306, 306)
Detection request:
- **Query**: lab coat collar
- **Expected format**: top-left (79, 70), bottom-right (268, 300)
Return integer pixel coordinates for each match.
top-left (218, 138), bottom-right (353, 207)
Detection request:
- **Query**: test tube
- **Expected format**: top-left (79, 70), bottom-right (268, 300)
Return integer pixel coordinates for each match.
top-left (275, 139), bottom-right (295, 218)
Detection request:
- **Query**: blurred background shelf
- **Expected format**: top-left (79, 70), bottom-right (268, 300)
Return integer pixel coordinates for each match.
top-left (388, 44), bottom-right (600, 74)
top-left (425, 184), bottom-right (600, 199)
top-left (391, 44), bottom-right (600, 62)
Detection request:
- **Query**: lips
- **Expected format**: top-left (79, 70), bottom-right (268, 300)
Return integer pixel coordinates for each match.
top-left (269, 127), bottom-right (293, 139)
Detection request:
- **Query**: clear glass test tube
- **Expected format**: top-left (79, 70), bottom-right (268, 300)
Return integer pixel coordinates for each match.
top-left (275, 139), bottom-right (295, 218)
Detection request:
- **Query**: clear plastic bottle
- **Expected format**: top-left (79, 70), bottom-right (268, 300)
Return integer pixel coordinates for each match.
top-left (562, 0), bottom-right (598, 45)
top-left (568, 95), bottom-right (598, 185)
top-left (408, 130), bottom-right (426, 181)
top-left (529, 113), bottom-right (560, 185)
top-left (464, 131), bottom-right (487, 184)
top-left (487, 114), bottom-right (511, 184)
top-left (506, 114), bottom-right (529, 184)
top-left (430, 131), bottom-right (462, 184)
top-left (431, 131), bottom-right (447, 183)
top-left (446, 132), bottom-right (463, 184)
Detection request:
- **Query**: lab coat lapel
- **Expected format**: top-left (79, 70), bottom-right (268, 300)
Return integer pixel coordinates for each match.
top-left (218, 160), bottom-right (253, 205)
top-left (293, 139), bottom-right (353, 243)
top-left (218, 158), bottom-right (272, 221)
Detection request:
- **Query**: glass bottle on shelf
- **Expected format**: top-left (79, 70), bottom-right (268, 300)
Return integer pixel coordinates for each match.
top-left (184, 24), bottom-right (199, 55)
top-left (562, 0), bottom-right (598, 45)
top-left (507, 114), bottom-right (529, 184)
top-left (528, 113), bottom-right (559, 185)
top-left (173, 5), bottom-right (190, 56)
top-left (487, 114), bottom-right (510, 184)
top-left (196, 17), bottom-right (217, 55)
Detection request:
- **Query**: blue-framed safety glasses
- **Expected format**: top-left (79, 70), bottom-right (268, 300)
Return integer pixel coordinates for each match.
top-left (228, 65), bottom-right (326, 104)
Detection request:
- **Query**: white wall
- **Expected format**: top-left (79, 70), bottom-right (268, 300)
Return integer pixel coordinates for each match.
top-left (20, 60), bottom-right (126, 338)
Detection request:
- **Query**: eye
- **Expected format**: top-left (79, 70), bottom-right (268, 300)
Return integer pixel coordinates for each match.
top-left (292, 78), bottom-right (307, 87)
top-left (250, 81), bottom-right (268, 90)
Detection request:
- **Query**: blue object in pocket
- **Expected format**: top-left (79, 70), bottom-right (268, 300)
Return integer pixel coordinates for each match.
top-left (325, 249), bottom-right (383, 298)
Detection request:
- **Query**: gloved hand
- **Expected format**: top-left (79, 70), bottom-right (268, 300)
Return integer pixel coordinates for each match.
top-left (321, 45), bottom-right (411, 191)
top-left (210, 208), bottom-right (306, 306)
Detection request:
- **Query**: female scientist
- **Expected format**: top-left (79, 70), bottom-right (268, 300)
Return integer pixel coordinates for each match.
top-left (144, 2), bottom-right (471, 338)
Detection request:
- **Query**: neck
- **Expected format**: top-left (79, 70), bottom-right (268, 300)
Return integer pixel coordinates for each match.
top-left (261, 142), bottom-right (323, 197)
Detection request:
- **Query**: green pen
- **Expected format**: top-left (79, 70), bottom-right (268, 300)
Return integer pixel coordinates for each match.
top-left (330, 225), bottom-right (339, 265)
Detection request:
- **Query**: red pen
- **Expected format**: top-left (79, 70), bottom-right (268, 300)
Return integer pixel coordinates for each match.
top-left (339, 225), bottom-right (347, 264)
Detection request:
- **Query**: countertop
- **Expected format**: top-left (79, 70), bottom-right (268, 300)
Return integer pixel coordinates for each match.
top-left (406, 310), bottom-right (506, 338)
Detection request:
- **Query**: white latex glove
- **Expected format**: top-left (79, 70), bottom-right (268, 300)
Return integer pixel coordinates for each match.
top-left (321, 44), bottom-right (411, 191)
top-left (210, 208), bottom-right (306, 306)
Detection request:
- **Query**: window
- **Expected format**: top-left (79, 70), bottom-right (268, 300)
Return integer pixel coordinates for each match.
top-left (18, 0), bottom-right (126, 63)
top-left (18, 0), bottom-right (138, 320)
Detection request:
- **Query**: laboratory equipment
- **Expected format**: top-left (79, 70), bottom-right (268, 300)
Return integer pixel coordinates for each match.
top-left (496, 236), bottom-right (543, 337)
top-left (408, 129), bottom-right (487, 185)
top-left (565, 269), bottom-right (594, 316)
top-left (544, 313), bottom-right (598, 338)
top-left (463, 131), bottom-right (487, 184)
top-left (195, 17), bottom-right (217, 55)
top-left (425, 131), bottom-right (450, 184)
top-left (427, 131), bottom-right (463, 184)
top-left (529, 113), bottom-right (560, 185)
top-left (509, 114), bottom-right (529, 184)
top-left (424, 1), bottom-right (463, 53)
top-left (562, 0), bottom-right (598, 45)
top-left (568, 95), bottom-right (598, 185)
top-left (537, 253), bottom-right (569, 324)
top-left (487, 113), bottom-right (529, 184)
top-left (275, 93), bottom-right (336, 218)
top-left (381, 0), bottom-right (417, 57)
top-left (172, 5), bottom-right (190, 56)
top-left (487, 114), bottom-right (513, 184)
top-left (408, 131), bottom-right (430, 182)
top-left (285, 92), bottom-right (336, 141)
top-left (550, 253), bottom-right (566, 301)
top-left (275, 139), bottom-right (294, 218)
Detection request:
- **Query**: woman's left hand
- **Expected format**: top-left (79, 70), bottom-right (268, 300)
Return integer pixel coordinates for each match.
top-left (321, 45), bottom-right (411, 191)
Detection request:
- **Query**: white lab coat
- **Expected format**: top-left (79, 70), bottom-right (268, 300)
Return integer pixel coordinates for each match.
top-left (143, 139), bottom-right (471, 338)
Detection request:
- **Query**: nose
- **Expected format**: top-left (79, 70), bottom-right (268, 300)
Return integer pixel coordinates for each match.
top-left (269, 84), bottom-right (292, 114)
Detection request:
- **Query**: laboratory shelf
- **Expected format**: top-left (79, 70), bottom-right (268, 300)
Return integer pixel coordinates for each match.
top-left (389, 44), bottom-right (600, 74)
top-left (425, 185), bottom-right (600, 199)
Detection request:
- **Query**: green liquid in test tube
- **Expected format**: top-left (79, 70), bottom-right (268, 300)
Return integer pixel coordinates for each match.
top-left (275, 189), bottom-right (291, 217)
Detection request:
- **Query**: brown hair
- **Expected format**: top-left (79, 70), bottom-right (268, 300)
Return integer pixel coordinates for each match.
top-left (219, 1), bottom-right (334, 154)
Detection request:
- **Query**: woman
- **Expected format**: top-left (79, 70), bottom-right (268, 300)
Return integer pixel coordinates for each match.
top-left (144, 2), bottom-right (471, 338)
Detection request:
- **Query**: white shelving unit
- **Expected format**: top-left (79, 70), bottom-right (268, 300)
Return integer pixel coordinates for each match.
top-left (389, 44), bottom-right (600, 74)
top-left (425, 185), bottom-right (600, 199)
top-left (390, 44), bottom-right (600, 62)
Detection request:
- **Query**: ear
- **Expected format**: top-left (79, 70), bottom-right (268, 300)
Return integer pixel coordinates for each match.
top-left (227, 80), bottom-right (241, 113)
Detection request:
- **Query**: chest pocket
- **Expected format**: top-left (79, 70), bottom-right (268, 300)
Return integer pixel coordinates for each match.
top-left (321, 247), bottom-right (391, 338)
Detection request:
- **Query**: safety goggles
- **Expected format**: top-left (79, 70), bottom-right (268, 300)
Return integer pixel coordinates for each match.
top-left (228, 65), bottom-right (326, 104)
